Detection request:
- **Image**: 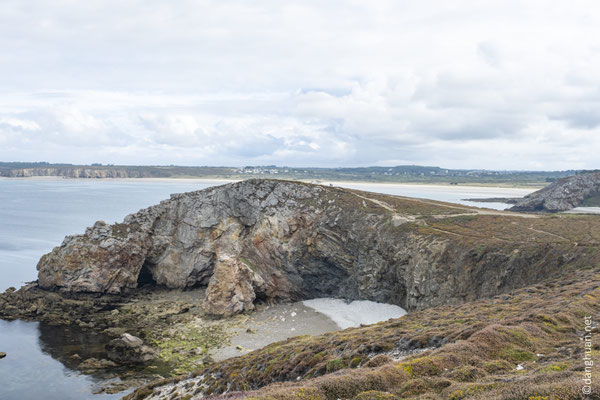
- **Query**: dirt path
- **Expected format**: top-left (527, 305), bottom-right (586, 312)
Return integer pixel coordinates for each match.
top-left (350, 191), bottom-right (538, 219)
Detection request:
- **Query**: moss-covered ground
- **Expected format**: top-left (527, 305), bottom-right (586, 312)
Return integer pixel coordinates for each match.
top-left (127, 261), bottom-right (600, 399)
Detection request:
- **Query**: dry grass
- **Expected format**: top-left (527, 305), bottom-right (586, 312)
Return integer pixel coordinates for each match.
top-left (128, 265), bottom-right (600, 400)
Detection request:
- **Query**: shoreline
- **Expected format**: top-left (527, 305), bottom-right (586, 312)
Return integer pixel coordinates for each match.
top-left (0, 176), bottom-right (543, 190)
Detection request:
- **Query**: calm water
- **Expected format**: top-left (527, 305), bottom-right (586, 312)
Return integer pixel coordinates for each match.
top-left (0, 178), bottom-right (534, 399)
top-left (0, 179), bottom-right (226, 400)
top-left (0, 179), bottom-right (228, 292)
top-left (0, 320), bottom-right (122, 400)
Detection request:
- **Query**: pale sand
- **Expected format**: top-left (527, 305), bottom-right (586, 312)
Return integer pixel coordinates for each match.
top-left (320, 181), bottom-right (538, 196)
top-left (303, 298), bottom-right (407, 329)
top-left (211, 302), bottom-right (339, 361)
top-left (566, 207), bottom-right (600, 214)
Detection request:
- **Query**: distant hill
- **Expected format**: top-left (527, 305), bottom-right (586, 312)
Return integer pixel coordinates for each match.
top-left (0, 161), bottom-right (584, 187)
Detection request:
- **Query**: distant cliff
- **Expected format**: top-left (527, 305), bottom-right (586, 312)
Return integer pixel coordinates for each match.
top-left (510, 171), bottom-right (600, 212)
top-left (0, 167), bottom-right (156, 178)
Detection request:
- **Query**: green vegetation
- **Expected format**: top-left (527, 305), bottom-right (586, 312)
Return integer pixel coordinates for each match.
top-left (148, 325), bottom-right (229, 375)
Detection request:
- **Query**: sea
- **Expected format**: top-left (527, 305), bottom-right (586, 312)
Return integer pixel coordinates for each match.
top-left (0, 178), bottom-right (535, 399)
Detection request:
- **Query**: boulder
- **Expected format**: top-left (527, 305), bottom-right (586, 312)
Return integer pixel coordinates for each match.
top-left (105, 333), bottom-right (156, 364)
top-left (201, 256), bottom-right (266, 317)
top-left (511, 172), bottom-right (600, 212)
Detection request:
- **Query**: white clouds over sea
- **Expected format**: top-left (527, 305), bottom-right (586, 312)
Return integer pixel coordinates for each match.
top-left (1, 1), bottom-right (599, 168)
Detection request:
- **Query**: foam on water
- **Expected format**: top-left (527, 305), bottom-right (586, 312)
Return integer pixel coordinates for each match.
top-left (302, 298), bottom-right (407, 329)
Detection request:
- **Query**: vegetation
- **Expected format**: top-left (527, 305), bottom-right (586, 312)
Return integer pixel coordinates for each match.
top-left (128, 264), bottom-right (600, 399)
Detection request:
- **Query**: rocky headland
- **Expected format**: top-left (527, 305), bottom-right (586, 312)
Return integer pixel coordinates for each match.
top-left (510, 171), bottom-right (600, 212)
top-left (1, 179), bottom-right (599, 399)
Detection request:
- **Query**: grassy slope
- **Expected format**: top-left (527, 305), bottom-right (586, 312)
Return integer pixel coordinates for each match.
top-left (129, 267), bottom-right (599, 400)
top-left (126, 209), bottom-right (600, 400)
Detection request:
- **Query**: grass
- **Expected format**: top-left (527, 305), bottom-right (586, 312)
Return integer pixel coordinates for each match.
top-left (127, 265), bottom-right (600, 400)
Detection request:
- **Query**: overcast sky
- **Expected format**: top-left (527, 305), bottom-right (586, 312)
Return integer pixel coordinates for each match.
top-left (1, 1), bottom-right (599, 170)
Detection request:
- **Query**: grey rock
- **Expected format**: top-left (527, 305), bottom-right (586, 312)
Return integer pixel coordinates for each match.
top-left (510, 172), bottom-right (600, 212)
top-left (105, 333), bottom-right (156, 364)
top-left (34, 179), bottom-right (585, 317)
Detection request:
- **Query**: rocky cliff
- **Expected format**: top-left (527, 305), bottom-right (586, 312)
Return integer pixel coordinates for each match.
top-left (0, 167), bottom-right (156, 178)
top-left (510, 171), bottom-right (600, 212)
top-left (36, 179), bottom-right (593, 317)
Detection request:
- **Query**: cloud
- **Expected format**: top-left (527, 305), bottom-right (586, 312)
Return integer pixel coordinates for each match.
top-left (0, 1), bottom-right (599, 169)
top-left (0, 117), bottom-right (41, 131)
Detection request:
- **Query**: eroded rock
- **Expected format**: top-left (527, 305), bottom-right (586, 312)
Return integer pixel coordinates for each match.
top-left (511, 171), bottom-right (600, 212)
top-left (201, 256), bottom-right (265, 317)
top-left (28, 179), bottom-right (596, 318)
top-left (106, 333), bottom-right (156, 365)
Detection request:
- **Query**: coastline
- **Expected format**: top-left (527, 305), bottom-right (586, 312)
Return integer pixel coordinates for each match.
top-left (0, 176), bottom-right (543, 191)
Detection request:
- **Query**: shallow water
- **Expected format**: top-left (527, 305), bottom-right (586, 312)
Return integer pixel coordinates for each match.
top-left (0, 320), bottom-right (122, 400)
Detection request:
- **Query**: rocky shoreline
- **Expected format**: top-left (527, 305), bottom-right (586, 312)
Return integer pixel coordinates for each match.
top-left (0, 284), bottom-right (218, 392)
top-left (3, 179), bottom-right (600, 398)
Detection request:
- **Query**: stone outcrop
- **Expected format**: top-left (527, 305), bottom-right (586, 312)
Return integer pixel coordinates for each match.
top-left (34, 179), bottom-right (592, 317)
top-left (510, 171), bottom-right (600, 212)
top-left (106, 333), bottom-right (156, 364)
top-left (0, 167), bottom-right (156, 178)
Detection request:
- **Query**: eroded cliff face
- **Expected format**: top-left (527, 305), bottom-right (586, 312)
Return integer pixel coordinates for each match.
top-left (510, 171), bottom-right (600, 212)
top-left (36, 179), bottom-right (590, 316)
top-left (0, 167), bottom-right (157, 178)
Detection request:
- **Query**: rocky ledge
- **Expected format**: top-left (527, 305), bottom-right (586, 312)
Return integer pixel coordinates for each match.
top-left (26, 179), bottom-right (594, 317)
top-left (510, 171), bottom-right (600, 212)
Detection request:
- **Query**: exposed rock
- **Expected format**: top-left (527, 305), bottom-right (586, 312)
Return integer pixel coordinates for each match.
top-left (106, 333), bottom-right (156, 365)
top-left (201, 256), bottom-right (265, 317)
top-left (33, 179), bottom-right (596, 316)
top-left (0, 352), bottom-right (6, 359)
top-left (510, 171), bottom-right (600, 212)
top-left (0, 167), bottom-right (157, 179)
top-left (79, 357), bottom-right (118, 370)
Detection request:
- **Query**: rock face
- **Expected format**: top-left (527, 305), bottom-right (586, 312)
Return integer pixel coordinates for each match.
top-left (36, 179), bottom-right (588, 317)
top-left (201, 256), bottom-right (266, 317)
top-left (0, 167), bottom-right (155, 178)
top-left (510, 172), bottom-right (600, 212)
top-left (106, 333), bottom-right (156, 364)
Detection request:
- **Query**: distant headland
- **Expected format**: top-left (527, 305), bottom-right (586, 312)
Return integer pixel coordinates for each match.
top-left (0, 161), bottom-right (590, 187)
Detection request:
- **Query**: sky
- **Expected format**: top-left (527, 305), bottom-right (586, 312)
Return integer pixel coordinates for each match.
top-left (0, 0), bottom-right (599, 170)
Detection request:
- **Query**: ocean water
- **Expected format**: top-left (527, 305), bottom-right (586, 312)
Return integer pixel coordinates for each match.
top-left (0, 178), bottom-right (534, 399)
top-left (0, 178), bottom-right (227, 399)
top-left (0, 179), bottom-right (228, 292)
